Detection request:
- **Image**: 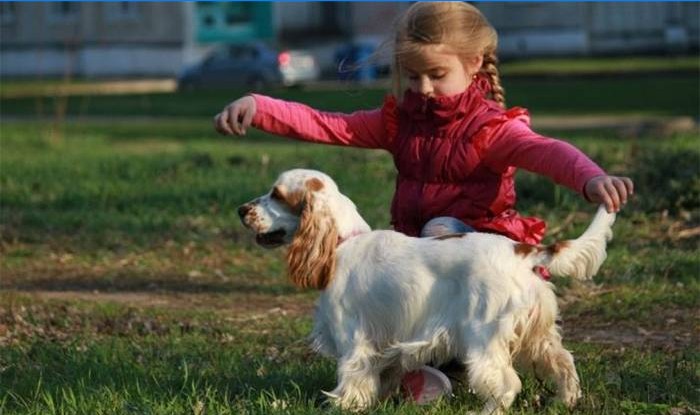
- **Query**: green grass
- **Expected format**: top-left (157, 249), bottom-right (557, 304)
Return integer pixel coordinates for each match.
top-left (499, 56), bottom-right (700, 76)
top-left (1, 79), bottom-right (699, 414)
top-left (0, 122), bottom-right (395, 248)
top-left (1, 297), bottom-right (697, 415)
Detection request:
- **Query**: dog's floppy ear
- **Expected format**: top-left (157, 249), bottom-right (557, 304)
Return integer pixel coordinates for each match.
top-left (286, 178), bottom-right (338, 290)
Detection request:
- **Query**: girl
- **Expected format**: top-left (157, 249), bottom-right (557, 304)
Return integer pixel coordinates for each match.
top-left (215, 1), bottom-right (633, 404)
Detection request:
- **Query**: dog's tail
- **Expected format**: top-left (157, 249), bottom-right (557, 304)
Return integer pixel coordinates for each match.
top-left (534, 205), bottom-right (616, 280)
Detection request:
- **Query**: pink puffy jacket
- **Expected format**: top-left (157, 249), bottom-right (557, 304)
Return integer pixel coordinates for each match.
top-left (251, 77), bottom-right (604, 244)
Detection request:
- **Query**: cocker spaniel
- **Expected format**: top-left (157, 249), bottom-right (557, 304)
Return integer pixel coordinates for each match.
top-left (238, 169), bottom-right (615, 414)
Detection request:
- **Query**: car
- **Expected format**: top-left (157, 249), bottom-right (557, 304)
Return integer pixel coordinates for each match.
top-left (177, 42), bottom-right (320, 91)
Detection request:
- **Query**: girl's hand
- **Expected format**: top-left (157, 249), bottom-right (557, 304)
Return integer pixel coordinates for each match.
top-left (584, 175), bottom-right (634, 213)
top-left (214, 96), bottom-right (257, 136)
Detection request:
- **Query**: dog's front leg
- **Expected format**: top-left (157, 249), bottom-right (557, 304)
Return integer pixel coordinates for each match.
top-left (325, 344), bottom-right (381, 411)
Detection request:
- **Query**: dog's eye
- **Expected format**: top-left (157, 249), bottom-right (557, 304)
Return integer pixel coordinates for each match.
top-left (270, 186), bottom-right (284, 201)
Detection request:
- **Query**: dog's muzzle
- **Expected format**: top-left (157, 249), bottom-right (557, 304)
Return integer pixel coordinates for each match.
top-left (255, 229), bottom-right (287, 248)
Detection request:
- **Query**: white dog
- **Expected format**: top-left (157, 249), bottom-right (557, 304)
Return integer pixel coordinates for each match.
top-left (238, 169), bottom-right (615, 414)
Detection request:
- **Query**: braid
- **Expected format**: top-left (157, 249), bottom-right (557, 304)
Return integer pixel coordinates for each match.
top-left (482, 52), bottom-right (506, 108)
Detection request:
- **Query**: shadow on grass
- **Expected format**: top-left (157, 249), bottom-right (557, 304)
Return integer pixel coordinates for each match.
top-left (2, 272), bottom-right (297, 297)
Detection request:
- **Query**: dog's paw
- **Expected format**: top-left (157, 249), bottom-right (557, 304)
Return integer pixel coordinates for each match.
top-left (558, 380), bottom-right (582, 409)
top-left (323, 389), bottom-right (373, 412)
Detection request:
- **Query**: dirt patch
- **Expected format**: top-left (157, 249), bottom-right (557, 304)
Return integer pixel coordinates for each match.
top-left (561, 306), bottom-right (699, 352)
top-left (0, 288), bottom-right (317, 348)
top-left (6, 289), bottom-right (315, 318)
top-left (555, 282), bottom-right (699, 352)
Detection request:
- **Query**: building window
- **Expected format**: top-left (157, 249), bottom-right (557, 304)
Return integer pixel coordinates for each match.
top-left (223, 3), bottom-right (252, 26)
top-left (199, 2), bottom-right (252, 30)
top-left (198, 2), bottom-right (217, 30)
top-left (47, 2), bottom-right (80, 23)
top-left (104, 2), bottom-right (140, 22)
top-left (196, 2), bottom-right (270, 43)
top-left (0, 2), bottom-right (16, 25)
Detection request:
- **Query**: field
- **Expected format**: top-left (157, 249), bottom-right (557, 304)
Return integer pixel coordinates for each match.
top-left (1, 71), bottom-right (699, 414)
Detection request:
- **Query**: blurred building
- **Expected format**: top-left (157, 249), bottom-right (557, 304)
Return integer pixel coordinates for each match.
top-left (0, 2), bottom-right (191, 77)
top-left (0, 2), bottom-right (697, 78)
top-left (478, 2), bottom-right (698, 57)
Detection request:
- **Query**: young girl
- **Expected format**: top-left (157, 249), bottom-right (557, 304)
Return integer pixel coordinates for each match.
top-left (215, 1), bottom-right (633, 403)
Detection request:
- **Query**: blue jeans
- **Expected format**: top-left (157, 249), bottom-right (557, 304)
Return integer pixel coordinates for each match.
top-left (420, 216), bottom-right (476, 238)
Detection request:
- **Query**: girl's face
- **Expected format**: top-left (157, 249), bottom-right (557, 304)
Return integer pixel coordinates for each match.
top-left (400, 44), bottom-right (482, 98)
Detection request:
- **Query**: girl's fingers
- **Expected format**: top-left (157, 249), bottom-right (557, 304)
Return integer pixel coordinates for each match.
top-left (241, 109), bottom-right (255, 134)
top-left (214, 97), bottom-right (256, 136)
top-left (612, 179), bottom-right (629, 205)
top-left (227, 105), bottom-right (242, 135)
top-left (604, 180), bottom-right (620, 212)
top-left (585, 175), bottom-right (635, 213)
top-left (601, 192), bottom-right (615, 213)
top-left (213, 114), bottom-right (222, 134)
top-left (622, 177), bottom-right (634, 196)
top-left (591, 182), bottom-right (614, 213)
top-left (214, 112), bottom-right (232, 135)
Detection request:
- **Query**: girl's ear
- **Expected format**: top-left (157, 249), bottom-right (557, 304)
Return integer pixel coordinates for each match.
top-left (465, 55), bottom-right (484, 76)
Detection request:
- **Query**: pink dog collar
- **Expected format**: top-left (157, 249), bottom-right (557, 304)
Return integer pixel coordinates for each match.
top-left (337, 230), bottom-right (366, 246)
top-left (533, 265), bottom-right (551, 281)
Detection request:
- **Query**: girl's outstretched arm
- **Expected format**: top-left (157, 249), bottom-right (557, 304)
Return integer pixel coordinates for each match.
top-left (214, 94), bottom-right (388, 150)
top-left (482, 120), bottom-right (634, 213)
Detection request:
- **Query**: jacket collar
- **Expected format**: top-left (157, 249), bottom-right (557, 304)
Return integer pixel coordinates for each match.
top-left (399, 74), bottom-right (492, 127)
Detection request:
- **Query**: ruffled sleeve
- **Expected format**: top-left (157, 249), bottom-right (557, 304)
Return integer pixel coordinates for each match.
top-left (471, 209), bottom-right (547, 245)
top-left (472, 107), bottom-right (531, 159)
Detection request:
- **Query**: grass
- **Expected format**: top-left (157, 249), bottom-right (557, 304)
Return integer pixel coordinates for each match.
top-left (1, 77), bottom-right (699, 413)
top-left (1, 295), bottom-right (697, 415)
top-left (499, 55), bottom-right (700, 76)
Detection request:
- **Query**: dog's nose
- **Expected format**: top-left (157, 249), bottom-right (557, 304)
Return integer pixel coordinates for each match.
top-left (238, 204), bottom-right (252, 219)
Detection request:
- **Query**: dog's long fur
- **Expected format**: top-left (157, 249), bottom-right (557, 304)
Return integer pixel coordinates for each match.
top-left (239, 169), bottom-right (615, 414)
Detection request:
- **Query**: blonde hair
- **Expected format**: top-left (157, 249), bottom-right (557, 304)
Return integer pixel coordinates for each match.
top-left (391, 2), bottom-right (505, 107)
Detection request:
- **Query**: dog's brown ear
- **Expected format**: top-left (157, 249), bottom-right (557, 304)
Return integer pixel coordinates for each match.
top-left (286, 179), bottom-right (337, 290)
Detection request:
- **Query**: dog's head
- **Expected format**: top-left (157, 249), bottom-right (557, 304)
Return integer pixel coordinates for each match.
top-left (238, 169), bottom-right (340, 289)
top-left (238, 169), bottom-right (336, 248)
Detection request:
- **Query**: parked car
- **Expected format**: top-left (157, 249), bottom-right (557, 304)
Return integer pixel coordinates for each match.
top-left (177, 42), bottom-right (320, 90)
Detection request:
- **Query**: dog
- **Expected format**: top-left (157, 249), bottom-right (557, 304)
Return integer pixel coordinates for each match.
top-left (238, 169), bottom-right (615, 414)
